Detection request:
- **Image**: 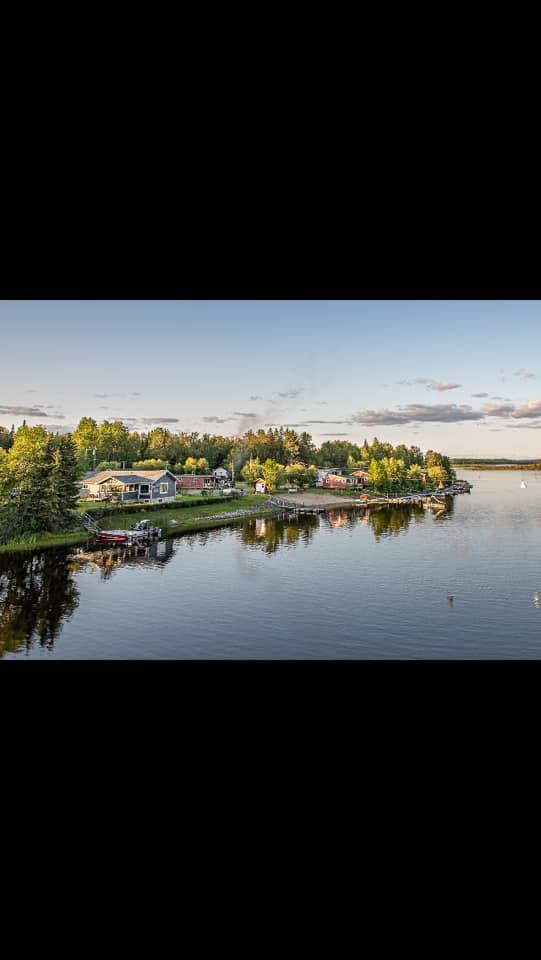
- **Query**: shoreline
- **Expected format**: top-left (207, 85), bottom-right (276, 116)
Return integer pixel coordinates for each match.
top-left (0, 495), bottom-right (277, 555)
top-left (0, 484), bottom-right (470, 556)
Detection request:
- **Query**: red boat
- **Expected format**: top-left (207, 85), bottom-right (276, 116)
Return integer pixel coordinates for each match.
top-left (96, 530), bottom-right (133, 545)
top-left (96, 520), bottom-right (162, 545)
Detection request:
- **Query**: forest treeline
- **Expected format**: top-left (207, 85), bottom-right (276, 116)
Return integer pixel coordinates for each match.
top-left (0, 419), bottom-right (455, 542)
top-left (0, 419), bottom-right (453, 474)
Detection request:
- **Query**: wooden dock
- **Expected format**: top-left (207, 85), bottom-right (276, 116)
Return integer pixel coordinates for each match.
top-left (266, 482), bottom-right (472, 516)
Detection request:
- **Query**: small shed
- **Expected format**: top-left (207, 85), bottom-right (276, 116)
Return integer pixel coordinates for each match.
top-left (255, 479), bottom-right (267, 494)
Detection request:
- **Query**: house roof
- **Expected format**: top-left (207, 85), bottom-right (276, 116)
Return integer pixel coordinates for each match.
top-left (85, 469), bottom-right (174, 484)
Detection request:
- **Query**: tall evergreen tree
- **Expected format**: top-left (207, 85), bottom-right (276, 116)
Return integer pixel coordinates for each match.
top-left (48, 435), bottom-right (81, 529)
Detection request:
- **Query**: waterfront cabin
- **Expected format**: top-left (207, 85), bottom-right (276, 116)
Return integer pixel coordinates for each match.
top-left (317, 467), bottom-right (343, 482)
top-left (213, 467), bottom-right (229, 483)
top-left (79, 469), bottom-right (177, 503)
top-left (349, 470), bottom-right (370, 487)
top-left (322, 474), bottom-right (346, 488)
top-left (176, 474), bottom-right (219, 492)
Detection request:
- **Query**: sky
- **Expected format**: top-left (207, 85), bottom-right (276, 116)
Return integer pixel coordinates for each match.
top-left (1, 299), bottom-right (541, 457)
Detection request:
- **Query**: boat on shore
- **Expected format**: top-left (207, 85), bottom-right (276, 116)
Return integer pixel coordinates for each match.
top-left (96, 519), bottom-right (162, 546)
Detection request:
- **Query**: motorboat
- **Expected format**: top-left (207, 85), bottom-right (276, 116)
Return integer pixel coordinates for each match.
top-left (96, 519), bottom-right (162, 545)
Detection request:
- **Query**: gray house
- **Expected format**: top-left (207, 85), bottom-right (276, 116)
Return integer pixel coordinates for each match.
top-left (79, 469), bottom-right (177, 503)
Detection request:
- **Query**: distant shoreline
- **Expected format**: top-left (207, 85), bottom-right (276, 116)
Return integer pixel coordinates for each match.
top-left (453, 463), bottom-right (541, 471)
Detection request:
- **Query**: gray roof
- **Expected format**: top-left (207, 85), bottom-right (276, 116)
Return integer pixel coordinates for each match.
top-left (84, 469), bottom-right (174, 484)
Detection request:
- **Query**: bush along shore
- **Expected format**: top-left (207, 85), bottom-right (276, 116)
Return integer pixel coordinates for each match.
top-left (0, 495), bottom-right (278, 554)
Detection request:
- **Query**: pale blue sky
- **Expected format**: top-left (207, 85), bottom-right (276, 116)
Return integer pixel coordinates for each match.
top-left (1, 300), bottom-right (541, 456)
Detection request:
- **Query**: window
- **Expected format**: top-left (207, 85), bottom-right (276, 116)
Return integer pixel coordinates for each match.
top-left (127, 484), bottom-right (138, 492)
top-left (160, 482), bottom-right (168, 494)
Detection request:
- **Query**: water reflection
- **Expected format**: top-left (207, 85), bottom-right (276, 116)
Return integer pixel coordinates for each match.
top-left (533, 592), bottom-right (541, 609)
top-left (240, 515), bottom-right (319, 554)
top-left (0, 550), bottom-right (80, 657)
top-left (70, 538), bottom-right (175, 581)
top-left (0, 539), bottom-right (176, 656)
top-left (0, 498), bottom-right (457, 656)
top-left (365, 504), bottom-right (425, 540)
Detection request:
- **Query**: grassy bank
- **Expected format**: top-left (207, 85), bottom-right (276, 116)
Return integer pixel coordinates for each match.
top-left (0, 495), bottom-right (273, 554)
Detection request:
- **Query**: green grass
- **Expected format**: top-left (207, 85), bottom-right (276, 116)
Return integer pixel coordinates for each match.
top-left (0, 530), bottom-right (91, 554)
top-left (98, 494), bottom-right (266, 531)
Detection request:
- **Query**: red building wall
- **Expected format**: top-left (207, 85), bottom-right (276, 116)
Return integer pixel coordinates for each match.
top-left (322, 475), bottom-right (348, 488)
top-left (177, 475), bottom-right (205, 489)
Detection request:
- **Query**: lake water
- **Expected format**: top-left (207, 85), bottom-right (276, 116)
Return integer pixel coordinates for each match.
top-left (2, 470), bottom-right (541, 659)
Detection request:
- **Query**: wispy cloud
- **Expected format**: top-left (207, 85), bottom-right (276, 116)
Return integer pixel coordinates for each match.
top-left (511, 400), bottom-right (541, 419)
top-left (231, 411), bottom-right (257, 418)
top-left (471, 392), bottom-right (489, 398)
top-left (274, 389), bottom-right (303, 399)
top-left (0, 405), bottom-right (63, 418)
top-left (319, 432), bottom-right (350, 436)
top-left (248, 395), bottom-right (263, 401)
top-left (44, 424), bottom-right (74, 433)
top-left (398, 378), bottom-right (461, 392)
top-left (352, 404), bottom-right (483, 425)
top-left (482, 403), bottom-right (515, 417)
top-left (94, 392), bottom-right (142, 399)
top-left (265, 419), bottom-right (352, 428)
top-left (139, 417), bottom-right (180, 424)
top-left (490, 396), bottom-right (512, 401)
top-left (316, 401), bottom-right (329, 406)
top-left (427, 382), bottom-right (462, 392)
top-left (505, 421), bottom-right (541, 429)
top-left (349, 397), bottom-right (541, 427)
top-left (514, 369), bottom-right (538, 380)
top-left (201, 416), bottom-right (234, 424)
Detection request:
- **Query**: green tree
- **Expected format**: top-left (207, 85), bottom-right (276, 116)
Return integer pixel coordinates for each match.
top-left (427, 465), bottom-right (448, 487)
top-left (368, 458), bottom-right (388, 493)
top-left (95, 460), bottom-right (122, 472)
top-left (0, 425), bottom-right (15, 451)
top-left (7, 425), bottom-right (52, 534)
top-left (241, 457), bottom-right (261, 484)
top-left (132, 459), bottom-right (168, 470)
top-left (261, 458), bottom-right (285, 493)
top-left (283, 430), bottom-right (300, 464)
top-left (406, 464), bottom-right (424, 488)
top-left (147, 427), bottom-right (173, 461)
top-left (47, 435), bottom-right (81, 529)
top-left (73, 417), bottom-right (99, 470)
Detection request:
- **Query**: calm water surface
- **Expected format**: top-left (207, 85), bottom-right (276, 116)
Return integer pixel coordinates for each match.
top-left (2, 470), bottom-right (541, 659)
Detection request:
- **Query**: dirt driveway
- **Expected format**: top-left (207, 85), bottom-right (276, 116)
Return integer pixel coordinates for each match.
top-left (279, 490), bottom-right (360, 508)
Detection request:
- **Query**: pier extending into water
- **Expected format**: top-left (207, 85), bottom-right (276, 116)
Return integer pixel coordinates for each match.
top-left (266, 482), bottom-right (472, 515)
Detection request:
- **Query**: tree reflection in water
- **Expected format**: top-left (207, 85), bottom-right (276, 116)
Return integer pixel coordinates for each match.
top-left (240, 515), bottom-right (319, 554)
top-left (0, 549), bottom-right (80, 657)
top-left (0, 539), bottom-right (177, 656)
top-left (0, 502), bottom-right (456, 655)
top-left (366, 497), bottom-right (453, 540)
top-left (70, 538), bottom-right (175, 581)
